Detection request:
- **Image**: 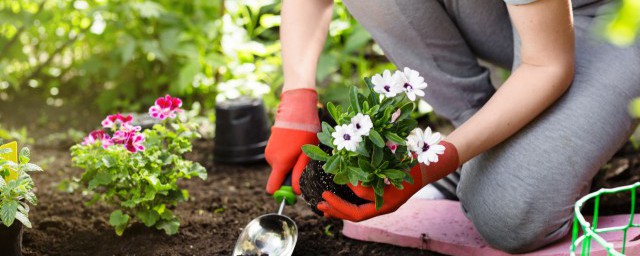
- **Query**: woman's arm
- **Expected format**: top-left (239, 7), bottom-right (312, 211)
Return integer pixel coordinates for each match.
top-left (281, 0), bottom-right (334, 92)
top-left (446, 0), bottom-right (575, 164)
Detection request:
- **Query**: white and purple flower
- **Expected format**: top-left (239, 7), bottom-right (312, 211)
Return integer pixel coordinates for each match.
top-left (406, 127), bottom-right (445, 165)
top-left (395, 67), bottom-right (427, 101)
top-left (332, 124), bottom-right (362, 152)
top-left (350, 113), bottom-right (373, 136)
top-left (371, 70), bottom-right (402, 98)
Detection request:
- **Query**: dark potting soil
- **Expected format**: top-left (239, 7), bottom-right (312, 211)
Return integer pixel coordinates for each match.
top-left (21, 140), bottom-right (437, 256)
top-left (299, 159), bottom-right (369, 216)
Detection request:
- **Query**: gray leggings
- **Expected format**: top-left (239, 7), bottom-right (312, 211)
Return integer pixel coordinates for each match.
top-left (342, 0), bottom-right (640, 253)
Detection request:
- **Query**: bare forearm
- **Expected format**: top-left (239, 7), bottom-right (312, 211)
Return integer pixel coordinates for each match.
top-left (281, 0), bottom-right (333, 92)
top-left (446, 64), bottom-right (573, 163)
top-left (445, 0), bottom-right (574, 164)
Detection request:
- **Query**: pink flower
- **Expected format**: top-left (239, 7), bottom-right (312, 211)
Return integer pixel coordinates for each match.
top-left (101, 113), bottom-right (133, 129)
top-left (125, 133), bottom-right (145, 153)
top-left (101, 137), bottom-right (114, 149)
top-left (82, 129), bottom-right (113, 149)
top-left (111, 130), bottom-right (130, 144)
top-left (390, 109), bottom-right (401, 123)
top-left (386, 141), bottom-right (398, 154)
top-left (149, 94), bottom-right (183, 120)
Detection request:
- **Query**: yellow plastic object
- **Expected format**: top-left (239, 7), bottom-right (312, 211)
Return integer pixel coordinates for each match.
top-left (0, 141), bottom-right (19, 181)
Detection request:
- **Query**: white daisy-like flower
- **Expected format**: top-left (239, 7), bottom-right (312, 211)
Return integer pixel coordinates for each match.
top-left (396, 67), bottom-right (428, 101)
top-left (350, 113), bottom-right (373, 136)
top-left (371, 70), bottom-right (402, 98)
top-left (406, 127), bottom-right (445, 165)
top-left (332, 124), bottom-right (362, 152)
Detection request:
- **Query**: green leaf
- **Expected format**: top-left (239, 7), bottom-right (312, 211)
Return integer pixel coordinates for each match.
top-left (382, 169), bottom-right (406, 180)
top-left (302, 145), bottom-right (330, 162)
top-left (348, 166), bottom-right (368, 186)
top-left (157, 219), bottom-right (180, 235)
top-left (347, 168), bottom-right (360, 186)
top-left (358, 158), bottom-right (375, 173)
top-left (397, 103), bottom-right (415, 122)
top-left (322, 156), bottom-right (340, 174)
top-left (14, 211), bottom-right (31, 228)
top-left (375, 194), bottom-right (384, 211)
top-left (362, 101), bottom-right (370, 112)
top-left (371, 146), bottom-right (384, 167)
top-left (19, 147), bottom-right (30, 164)
top-left (189, 164), bottom-right (208, 180)
top-left (318, 132), bottom-right (334, 149)
top-left (21, 163), bottom-right (43, 172)
top-left (384, 132), bottom-right (405, 145)
top-left (0, 200), bottom-right (18, 227)
top-left (137, 209), bottom-right (160, 227)
top-left (109, 210), bottom-right (130, 236)
top-left (326, 103), bottom-right (340, 124)
top-left (355, 141), bottom-right (369, 157)
top-left (88, 170), bottom-right (114, 190)
top-left (368, 130), bottom-right (385, 148)
top-left (333, 171), bottom-right (349, 185)
top-left (349, 86), bottom-right (362, 113)
top-left (102, 156), bottom-right (115, 168)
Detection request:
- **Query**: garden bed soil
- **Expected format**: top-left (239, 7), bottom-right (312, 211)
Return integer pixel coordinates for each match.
top-left (21, 140), bottom-right (436, 256)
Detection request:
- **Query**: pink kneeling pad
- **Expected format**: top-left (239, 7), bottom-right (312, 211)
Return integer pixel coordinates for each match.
top-left (342, 199), bottom-right (640, 256)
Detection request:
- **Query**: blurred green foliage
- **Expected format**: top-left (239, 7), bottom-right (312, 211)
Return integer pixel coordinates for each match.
top-left (0, 0), bottom-right (391, 116)
top-left (602, 0), bottom-right (640, 46)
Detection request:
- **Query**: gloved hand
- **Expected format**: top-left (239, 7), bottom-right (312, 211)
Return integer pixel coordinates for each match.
top-left (265, 88), bottom-right (320, 195)
top-left (317, 141), bottom-right (459, 222)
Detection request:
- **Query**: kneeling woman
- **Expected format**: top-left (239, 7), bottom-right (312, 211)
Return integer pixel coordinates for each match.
top-left (264, 0), bottom-right (640, 253)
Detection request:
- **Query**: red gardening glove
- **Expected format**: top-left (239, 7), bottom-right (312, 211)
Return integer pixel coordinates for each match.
top-left (317, 141), bottom-right (459, 222)
top-left (265, 89), bottom-right (320, 195)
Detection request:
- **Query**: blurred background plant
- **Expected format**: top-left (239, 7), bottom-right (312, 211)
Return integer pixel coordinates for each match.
top-left (0, 0), bottom-right (397, 133)
top-left (0, 0), bottom-right (638, 139)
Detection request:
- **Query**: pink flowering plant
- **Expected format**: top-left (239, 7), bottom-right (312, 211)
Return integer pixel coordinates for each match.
top-left (302, 68), bottom-right (442, 209)
top-left (70, 95), bottom-right (207, 236)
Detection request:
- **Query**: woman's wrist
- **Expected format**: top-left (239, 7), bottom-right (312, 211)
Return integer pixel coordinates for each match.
top-left (282, 75), bottom-right (316, 92)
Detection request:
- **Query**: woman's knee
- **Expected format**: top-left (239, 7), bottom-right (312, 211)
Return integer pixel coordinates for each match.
top-left (463, 199), bottom-right (571, 253)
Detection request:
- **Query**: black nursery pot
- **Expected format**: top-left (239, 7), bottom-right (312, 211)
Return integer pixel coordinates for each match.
top-left (299, 151), bottom-right (369, 216)
top-left (0, 222), bottom-right (23, 256)
top-left (214, 97), bottom-right (270, 164)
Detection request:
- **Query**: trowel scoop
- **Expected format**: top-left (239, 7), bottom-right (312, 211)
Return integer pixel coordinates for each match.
top-left (233, 174), bottom-right (298, 256)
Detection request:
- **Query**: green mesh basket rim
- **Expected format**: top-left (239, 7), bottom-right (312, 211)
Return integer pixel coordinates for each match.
top-left (570, 181), bottom-right (640, 256)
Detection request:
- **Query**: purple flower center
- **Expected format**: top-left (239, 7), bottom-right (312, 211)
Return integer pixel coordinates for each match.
top-left (421, 143), bottom-right (430, 152)
top-left (355, 123), bottom-right (361, 129)
top-left (384, 85), bottom-right (391, 92)
top-left (404, 83), bottom-right (413, 90)
top-left (343, 134), bottom-right (351, 141)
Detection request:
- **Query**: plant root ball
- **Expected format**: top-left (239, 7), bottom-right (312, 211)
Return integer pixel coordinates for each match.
top-left (299, 159), bottom-right (369, 216)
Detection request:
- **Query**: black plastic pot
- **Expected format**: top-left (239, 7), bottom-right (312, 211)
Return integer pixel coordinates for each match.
top-left (214, 97), bottom-right (270, 164)
top-left (0, 221), bottom-right (23, 256)
top-left (299, 147), bottom-right (368, 216)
